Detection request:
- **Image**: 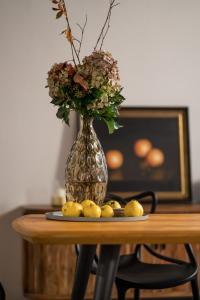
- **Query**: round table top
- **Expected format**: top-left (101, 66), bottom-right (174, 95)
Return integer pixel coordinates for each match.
top-left (12, 213), bottom-right (200, 245)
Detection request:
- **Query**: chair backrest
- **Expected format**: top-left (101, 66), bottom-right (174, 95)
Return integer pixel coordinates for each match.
top-left (75, 191), bottom-right (157, 272)
top-left (138, 243), bottom-right (198, 271)
top-left (106, 191), bottom-right (157, 255)
top-left (75, 191), bottom-right (157, 274)
top-left (111, 193), bottom-right (198, 269)
top-left (122, 192), bottom-right (197, 268)
top-left (184, 244), bottom-right (198, 268)
top-left (75, 192), bottom-right (198, 274)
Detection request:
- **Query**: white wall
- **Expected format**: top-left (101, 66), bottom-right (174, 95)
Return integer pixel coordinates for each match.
top-left (1, 0), bottom-right (200, 299)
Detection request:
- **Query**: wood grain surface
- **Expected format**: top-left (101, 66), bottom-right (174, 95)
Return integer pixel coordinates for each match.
top-left (20, 204), bottom-right (200, 299)
top-left (23, 242), bottom-right (198, 299)
top-left (12, 213), bottom-right (200, 244)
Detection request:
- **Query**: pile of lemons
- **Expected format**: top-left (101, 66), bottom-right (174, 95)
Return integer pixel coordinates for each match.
top-left (62, 199), bottom-right (144, 218)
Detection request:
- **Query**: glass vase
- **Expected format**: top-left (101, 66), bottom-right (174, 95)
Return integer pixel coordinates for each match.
top-left (65, 116), bottom-right (108, 206)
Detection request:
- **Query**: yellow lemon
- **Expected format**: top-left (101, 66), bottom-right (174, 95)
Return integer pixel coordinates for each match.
top-left (101, 205), bottom-right (114, 218)
top-left (62, 201), bottom-right (83, 217)
top-left (105, 200), bottom-right (121, 209)
top-left (124, 200), bottom-right (144, 217)
top-left (81, 199), bottom-right (96, 208)
top-left (83, 204), bottom-right (101, 218)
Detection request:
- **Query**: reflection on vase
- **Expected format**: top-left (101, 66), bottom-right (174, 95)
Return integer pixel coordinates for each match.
top-left (65, 116), bottom-right (108, 206)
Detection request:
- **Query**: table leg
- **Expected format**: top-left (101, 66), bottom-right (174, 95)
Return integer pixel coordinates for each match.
top-left (93, 244), bottom-right (121, 300)
top-left (71, 244), bottom-right (97, 300)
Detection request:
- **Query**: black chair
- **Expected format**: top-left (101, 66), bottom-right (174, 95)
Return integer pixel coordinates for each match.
top-left (116, 244), bottom-right (199, 300)
top-left (75, 191), bottom-right (199, 300)
top-left (113, 192), bottom-right (199, 300)
top-left (0, 282), bottom-right (5, 300)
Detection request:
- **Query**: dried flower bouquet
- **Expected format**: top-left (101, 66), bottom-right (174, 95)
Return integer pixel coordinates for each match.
top-left (46, 0), bottom-right (125, 133)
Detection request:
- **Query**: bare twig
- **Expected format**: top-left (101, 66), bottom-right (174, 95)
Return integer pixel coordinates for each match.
top-left (112, 3), bottom-right (120, 8)
top-left (52, 0), bottom-right (80, 66)
top-left (94, 0), bottom-right (119, 51)
top-left (51, 0), bottom-right (119, 64)
top-left (99, 9), bottom-right (111, 50)
top-left (73, 38), bottom-right (81, 45)
top-left (99, 3), bottom-right (120, 50)
top-left (62, 0), bottom-right (81, 65)
top-left (76, 14), bottom-right (87, 56)
top-left (70, 43), bottom-right (76, 67)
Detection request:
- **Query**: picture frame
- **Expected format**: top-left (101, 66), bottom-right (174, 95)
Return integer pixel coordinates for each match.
top-left (94, 107), bottom-right (192, 202)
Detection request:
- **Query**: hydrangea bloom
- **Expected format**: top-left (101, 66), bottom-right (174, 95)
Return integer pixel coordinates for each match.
top-left (47, 51), bottom-right (124, 133)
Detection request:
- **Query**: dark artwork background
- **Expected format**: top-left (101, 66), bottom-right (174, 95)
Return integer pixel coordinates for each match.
top-left (94, 116), bottom-right (181, 193)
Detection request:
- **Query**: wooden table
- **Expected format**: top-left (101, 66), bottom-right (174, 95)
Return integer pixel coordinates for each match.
top-left (12, 213), bottom-right (200, 300)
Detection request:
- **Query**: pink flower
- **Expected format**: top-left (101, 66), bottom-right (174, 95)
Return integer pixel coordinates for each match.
top-left (73, 73), bottom-right (89, 91)
top-left (67, 64), bottom-right (75, 77)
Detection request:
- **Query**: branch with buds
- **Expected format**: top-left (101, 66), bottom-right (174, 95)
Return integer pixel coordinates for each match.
top-left (94, 0), bottom-right (119, 51)
top-left (50, 0), bottom-right (119, 64)
top-left (76, 15), bottom-right (87, 56)
top-left (51, 0), bottom-right (80, 66)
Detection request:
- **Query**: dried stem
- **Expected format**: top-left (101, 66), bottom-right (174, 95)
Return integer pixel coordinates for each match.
top-left (76, 15), bottom-right (88, 56)
top-left (51, 0), bottom-right (119, 64)
top-left (99, 10), bottom-right (111, 50)
top-left (70, 43), bottom-right (76, 67)
top-left (62, 0), bottom-right (81, 65)
top-left (73, 38), bottom-right (81, 45)
top-left (94, 0), bottom-right (119, 51)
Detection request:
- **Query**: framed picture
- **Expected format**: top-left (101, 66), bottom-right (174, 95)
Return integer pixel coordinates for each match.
top-left (94, 107), bottom-right (192, 202)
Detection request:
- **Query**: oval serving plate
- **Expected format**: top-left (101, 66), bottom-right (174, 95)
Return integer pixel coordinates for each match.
top-left (46, 211), bottom-right (149, 222)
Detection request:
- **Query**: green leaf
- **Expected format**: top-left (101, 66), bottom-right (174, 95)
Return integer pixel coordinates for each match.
top-left (102, 118), bottom-right (123, 134)
top-left (56, 106), bottom-right (66, 119)
top-left (113, 121), bottom-right (123, 131)
top-left (103, 106), bottom-right (117, 118)
top-left (51, 97), bottom-right (65, 106)
top-left (91, 88), bottom-right (104, 99)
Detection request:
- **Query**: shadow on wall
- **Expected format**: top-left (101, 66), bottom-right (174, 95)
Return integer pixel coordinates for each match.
top-left (0, 207), bottom-right (26, 300)
top-left (192, 181), bottom-right (200, 203)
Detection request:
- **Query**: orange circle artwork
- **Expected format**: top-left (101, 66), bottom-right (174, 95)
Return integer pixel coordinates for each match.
top-left (146, 148), bottom-right (165, 167)
top-left (106, 150), bottom-right (124, 169)
top-left (134, 139), bottom-right (152, 158)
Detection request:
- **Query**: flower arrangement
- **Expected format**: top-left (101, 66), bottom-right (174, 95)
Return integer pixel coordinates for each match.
top-left (47, 0), bottom-right (125, 133)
